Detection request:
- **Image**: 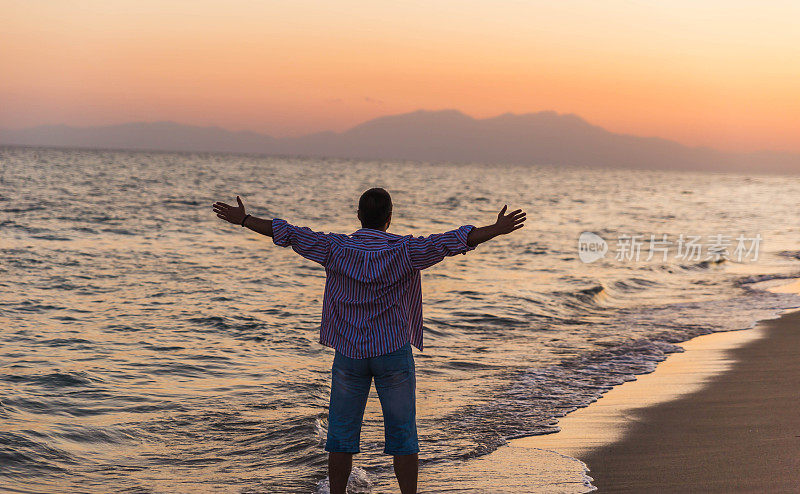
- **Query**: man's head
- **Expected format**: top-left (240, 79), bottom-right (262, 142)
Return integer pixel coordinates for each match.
top-left (357, 187), bottom-right (392, 231)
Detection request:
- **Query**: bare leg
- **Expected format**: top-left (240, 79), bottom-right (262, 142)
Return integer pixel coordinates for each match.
top-left (393, 453), bottom-right (418, 494)
top-left (328, 452), bottom-right (353, 494)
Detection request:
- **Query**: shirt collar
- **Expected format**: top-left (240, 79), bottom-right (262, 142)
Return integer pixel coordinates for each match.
top-left (350, 228), bottom-right (401, 239)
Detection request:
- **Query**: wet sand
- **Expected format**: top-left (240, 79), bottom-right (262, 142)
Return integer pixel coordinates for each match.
top-left (507, 309), bottom-right (800, 492)
top-left (579, 310), bottom-right (800, 492)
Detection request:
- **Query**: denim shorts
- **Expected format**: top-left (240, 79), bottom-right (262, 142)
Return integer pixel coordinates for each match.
top-left (325, 343), bottom-right (418, 456)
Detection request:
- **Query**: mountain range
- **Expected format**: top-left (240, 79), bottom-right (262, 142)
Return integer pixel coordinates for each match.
top-left (2, 110), bottom-right (797, 172)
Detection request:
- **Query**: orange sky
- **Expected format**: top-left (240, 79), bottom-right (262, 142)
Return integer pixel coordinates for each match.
top-left (2, 1), bottom-right (799, 152)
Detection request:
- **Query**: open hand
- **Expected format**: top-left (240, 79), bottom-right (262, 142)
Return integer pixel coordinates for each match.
top-left (494, 205), bottom-right (526, 235)
top-left (212, 196), bottom-right (247, 225)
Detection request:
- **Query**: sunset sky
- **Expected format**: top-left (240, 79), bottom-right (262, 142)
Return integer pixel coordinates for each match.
top-left (2, 1), bottom-right (799, 152)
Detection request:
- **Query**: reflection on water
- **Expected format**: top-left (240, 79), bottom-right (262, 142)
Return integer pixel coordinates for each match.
top-left (1, 146), bottom-right (799, 492)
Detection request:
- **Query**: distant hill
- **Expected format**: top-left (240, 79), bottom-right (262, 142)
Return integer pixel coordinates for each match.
top-left (2, 110), bottom-right (798, 172)
top-left (0, 121), bottom-right (276, 156)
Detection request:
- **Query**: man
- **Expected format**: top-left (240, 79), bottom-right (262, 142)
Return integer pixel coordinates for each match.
top-left (212, 188), bottom-right (526, 494)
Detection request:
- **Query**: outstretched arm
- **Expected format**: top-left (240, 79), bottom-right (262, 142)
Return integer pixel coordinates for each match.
top-left (466, 205), bottom-right (526, 247)
top-left (213, 196), bottom-right (331, 265)
top-left (212, 196), bottom-right (273, 237)
top-left (406, 205), bottom-right (526, 270)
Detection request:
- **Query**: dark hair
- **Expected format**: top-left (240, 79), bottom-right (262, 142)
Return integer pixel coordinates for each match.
top-left (358, 188), bottom-right (392, 229)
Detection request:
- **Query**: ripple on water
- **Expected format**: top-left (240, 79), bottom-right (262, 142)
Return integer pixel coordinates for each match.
top-left (4, 371), bottom-right (97, 388)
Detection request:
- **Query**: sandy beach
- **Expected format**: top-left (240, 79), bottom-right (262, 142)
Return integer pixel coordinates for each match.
top-left (505, 309), bottom-right (800, 492)
top-left (582, 310), bottom-right (800, 492)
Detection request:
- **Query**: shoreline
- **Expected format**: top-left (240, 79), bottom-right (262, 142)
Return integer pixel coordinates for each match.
top-left (579, 308), bottom-right (800, 492)
top-left (493, 308), bottom-right (800, 492)
top-left (509, 321), bottom-right (768, 460)
top-left (439, 278), bottom-right (800, 494)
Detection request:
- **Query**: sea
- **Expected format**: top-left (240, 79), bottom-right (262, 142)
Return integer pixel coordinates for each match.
top-left (2, 145), bottom-right (799, 493)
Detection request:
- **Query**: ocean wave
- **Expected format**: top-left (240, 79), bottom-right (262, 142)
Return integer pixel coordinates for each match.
top-left (3, 371), bottom-right (96, 388)
top-left (555, 284), bottom-right (609, 308)
top-left (0, 432), bottom-right (75, 476)
top-left (735, 271), bottom-right (800, 287)
top-left (778, 250), bottom-right (800, 260)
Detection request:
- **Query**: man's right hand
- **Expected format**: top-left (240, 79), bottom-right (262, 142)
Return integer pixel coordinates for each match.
top-left (213, 196), bottom-right (247, 226)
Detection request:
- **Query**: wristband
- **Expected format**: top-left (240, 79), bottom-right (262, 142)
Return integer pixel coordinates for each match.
top-left (241, 214), bottom-right (251, 227)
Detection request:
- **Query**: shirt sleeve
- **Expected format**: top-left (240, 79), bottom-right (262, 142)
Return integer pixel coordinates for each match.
top-left (271, 218), bottom-right (331, 266)
top-left (406, 225), bottom-right (476, 270)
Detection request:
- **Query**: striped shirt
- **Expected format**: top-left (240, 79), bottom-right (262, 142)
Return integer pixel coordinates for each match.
top-left (271, 218), bottom-right (477, 358)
